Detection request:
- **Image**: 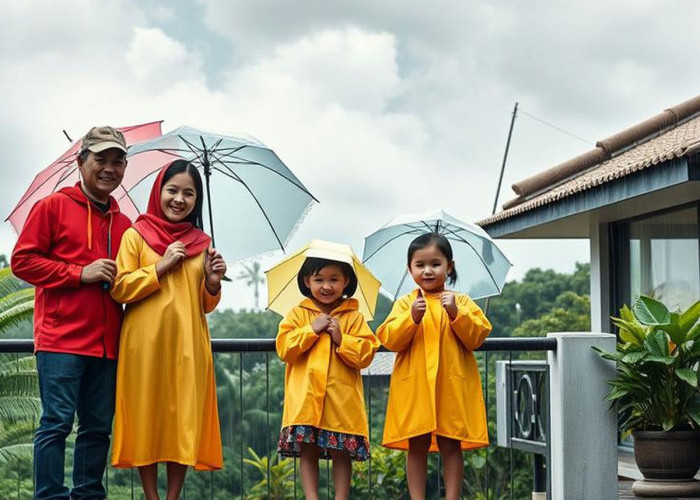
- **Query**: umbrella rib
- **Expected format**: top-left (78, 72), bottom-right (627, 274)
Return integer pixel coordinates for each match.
top-left (393, 268), bottom-right (410, 299)
top-left (6, 156), bottom-right (80, 220)
top-left (210, 166), bottom-right (244, 183)
top-left (205, 165), bottom-right (286, 251)
top-left (267, 274), bottom-right (299, 309)
top-left (163, 133), bottom-right (318, 202)
top-left (352, 261), bottom-right (374, 318)
top-left (56, 165), bottom-right (79, 185)
top-left (440, 225), bottom-right (503, 293)
top-left (363, 227), bottom-right (425, 262)
top-left (114, 186), bottom-right (142, 217)
top-left (178, 136), bottom-right (210, 166)
top-left (207, 141), bottom-right (317, 199)
top-left (179, 134), bottom-right (206, 156)
top-left (150, 148), bottom-right (194, 157)
top-left (208, 148), bottom-right (319, 202)
top-left (420, 220), bottom-right (436, 233)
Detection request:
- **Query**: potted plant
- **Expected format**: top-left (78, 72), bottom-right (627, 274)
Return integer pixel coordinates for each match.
top-left (595, 295), bottom-right (700, 481)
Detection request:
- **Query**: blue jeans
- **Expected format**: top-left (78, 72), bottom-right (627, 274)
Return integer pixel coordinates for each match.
top-left (34, 352), bottom-right (116, 500)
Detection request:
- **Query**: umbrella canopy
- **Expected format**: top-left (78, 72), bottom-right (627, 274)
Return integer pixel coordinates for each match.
top-left (6, 121), bottom-right (163, 233)
top-left (126, 126), bottom-right (317, 261)
top-left (362, 209), bottom-right (511, 300)
top-left (266, 239), bottom-right (381, 319)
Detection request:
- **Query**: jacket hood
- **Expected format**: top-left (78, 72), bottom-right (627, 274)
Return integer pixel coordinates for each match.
top-left (299, 297), bottom-right (359, 315)
top-left (58, 183), bottom-right (122, 213)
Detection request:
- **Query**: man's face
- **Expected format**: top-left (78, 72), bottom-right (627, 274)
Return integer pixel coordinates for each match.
top-left (78, 148), bottom-right (127, 202)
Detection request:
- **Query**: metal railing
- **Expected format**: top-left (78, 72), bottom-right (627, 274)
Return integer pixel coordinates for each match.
top-left (0, 337), bottom-right (556, 500)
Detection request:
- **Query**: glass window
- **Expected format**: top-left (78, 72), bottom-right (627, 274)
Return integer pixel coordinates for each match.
top-left (628, 207), bottom-right (699, 311)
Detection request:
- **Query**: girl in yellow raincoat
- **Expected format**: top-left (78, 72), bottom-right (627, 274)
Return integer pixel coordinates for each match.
top-left (276, 257), bottom-right (380, 500)
top-left (377, 233), bottom-right (492, 500)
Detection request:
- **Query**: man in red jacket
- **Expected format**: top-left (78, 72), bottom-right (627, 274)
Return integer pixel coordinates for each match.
top-left (12, 126), bottom-right (133, 500)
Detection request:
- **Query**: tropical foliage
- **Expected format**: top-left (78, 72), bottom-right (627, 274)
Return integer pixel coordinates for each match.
top-left (596, 295), bottom-right (700, 434)
top-left (0, 265), bottom-right (39, 467)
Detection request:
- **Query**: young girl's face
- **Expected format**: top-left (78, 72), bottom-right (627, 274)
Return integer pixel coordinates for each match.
top-left (303, 264), bottom-right (350, 307)
top-left (408, 244), bottom-right (453, 293)
top-left (161, 172), bottom-right (196, 223)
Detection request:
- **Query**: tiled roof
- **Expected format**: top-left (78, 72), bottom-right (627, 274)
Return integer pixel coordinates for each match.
top-left (478, 95), bottom-right (700, 227)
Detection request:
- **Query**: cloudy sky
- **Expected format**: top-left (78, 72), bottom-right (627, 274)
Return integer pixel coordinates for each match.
top-left (2, 0), bottom-right (699, 310)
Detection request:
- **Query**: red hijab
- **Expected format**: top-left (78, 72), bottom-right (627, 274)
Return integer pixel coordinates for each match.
top-left (132, 162), bottom-right (211, 257)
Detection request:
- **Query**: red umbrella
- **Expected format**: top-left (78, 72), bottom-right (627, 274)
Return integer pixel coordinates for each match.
top-left (6, 121), bottom-right (163, 233)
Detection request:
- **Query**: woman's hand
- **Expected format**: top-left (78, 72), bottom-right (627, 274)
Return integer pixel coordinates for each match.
top-left (156, 241), bottom-right (186, 278)
top-left (205, 248), bottom-right (226, 294)
top-left (441, 291), bottom-right (458, 320)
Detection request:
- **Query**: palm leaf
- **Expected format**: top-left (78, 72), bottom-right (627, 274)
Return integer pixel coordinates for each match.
top-left (0, 395), bottom-right (41, 423)
top-left (0, 443), bottom-right (34, 465)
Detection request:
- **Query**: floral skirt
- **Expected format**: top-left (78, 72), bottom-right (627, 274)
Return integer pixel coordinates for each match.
top-left (277, 425), bottom-right (370, 462)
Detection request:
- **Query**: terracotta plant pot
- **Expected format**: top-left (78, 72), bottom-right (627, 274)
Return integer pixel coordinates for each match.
top-left (633, 430), bottom-right (700, 480)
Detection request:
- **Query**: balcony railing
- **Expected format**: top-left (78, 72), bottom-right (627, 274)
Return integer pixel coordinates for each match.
top-left (0, 333), bottom-right (616, 499)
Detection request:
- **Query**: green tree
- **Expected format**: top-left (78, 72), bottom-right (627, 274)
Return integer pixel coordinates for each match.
top-left (0, 267), bottom-right (39, 468)
top-left (486, 263), bottom-right (590, 337)
top-left (237, 261), bottom-right (265, 310)
top-left (512, 291), bottom-right (591, 338)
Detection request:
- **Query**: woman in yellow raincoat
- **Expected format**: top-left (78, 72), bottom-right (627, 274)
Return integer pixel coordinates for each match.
top-left (276, 256), bottom-right (380, 500)
top-left (377, 233), bottom-right (492, 500)
top-left (110, 161), bottom-right (226, 500)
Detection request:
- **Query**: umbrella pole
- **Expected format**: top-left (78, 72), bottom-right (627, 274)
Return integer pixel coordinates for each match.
top-left (203, 150), bottom-right (232, 282)
top-left (203, 151), bottom-right (216, 248)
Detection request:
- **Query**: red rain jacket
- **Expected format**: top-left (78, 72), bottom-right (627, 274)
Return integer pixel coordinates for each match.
top-left (11, 184), bottom-right (132, 359)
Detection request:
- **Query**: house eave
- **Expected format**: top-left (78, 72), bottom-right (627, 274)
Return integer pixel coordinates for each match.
top-left (481, 157), bottom-right (700, 239)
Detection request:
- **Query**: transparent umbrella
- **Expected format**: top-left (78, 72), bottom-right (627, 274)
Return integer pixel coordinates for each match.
top-left (125, 126), bottom-right (317, 261)
top-left (362, 209), bottom-right (512, 299)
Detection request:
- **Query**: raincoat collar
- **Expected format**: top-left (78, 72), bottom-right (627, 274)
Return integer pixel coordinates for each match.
top-left (299, 297), bottom-right (359, 315)
top-left (131, 163), bottom-right (211, 257)
top-left (59, 183), bottom-right (121, 214)
top-left (412, 288), bottom-right (451, 299)
top-left (58, 183), bottom-right (119, 252)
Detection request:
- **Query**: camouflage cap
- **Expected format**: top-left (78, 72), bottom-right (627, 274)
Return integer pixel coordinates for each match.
top-left (81, 126), bottom-right (127, 154)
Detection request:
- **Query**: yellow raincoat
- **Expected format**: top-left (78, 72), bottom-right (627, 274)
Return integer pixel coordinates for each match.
top-left (276, 298), bottom-right (380, 437)
top-left (377, 290), bottom-right (492, 452)
top-left (110, 228), bottom-right (222, 470)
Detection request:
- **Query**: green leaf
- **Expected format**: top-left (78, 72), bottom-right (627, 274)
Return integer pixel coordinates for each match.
top-left (679, 300), bottom-right (700, 333)
top-left (676, 368), bottom-right (698, 388)
top-left (644, 331), bottom-right (669, 357)
top-left (644, 355), bottom-right (675, 365)
top-left (662, 419), bottom-right (675, 432)
top-left (634, 296), bottom-right (671, 326)
top-left (611, 315), bottom-right (645, 345)
top-left (688, 397), bottom-right (700, 426)
top-left (688, 322), bottom-right (700, 342)
top-left (621, 351), bottom-right (647, 364)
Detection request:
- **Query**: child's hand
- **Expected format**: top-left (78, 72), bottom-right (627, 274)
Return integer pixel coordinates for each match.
top-left (411, 289), bottom-right (426, 324)
top-left (327, 318), bottom-right (342, 345)
top-left (441, 291), bottom-right (458, 320)
top-left (205, 248), bottom-right (227, 293)
top-left (312, 314), bottom-right (331, 334)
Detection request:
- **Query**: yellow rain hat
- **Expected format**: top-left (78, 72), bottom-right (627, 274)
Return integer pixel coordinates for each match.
top-left (266, 239), bottom-right (381, 319)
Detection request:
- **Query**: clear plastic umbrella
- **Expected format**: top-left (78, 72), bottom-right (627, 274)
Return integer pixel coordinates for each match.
top-left (125, 126), bottom-right (317, 261)
top-left (362, 209), bottom-right (512, 299)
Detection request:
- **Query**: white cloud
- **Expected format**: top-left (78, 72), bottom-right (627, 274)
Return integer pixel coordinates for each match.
top-left (127, 27), bottom-right (204, 88)
top-left (4, 0), bottom-right (700, 311)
